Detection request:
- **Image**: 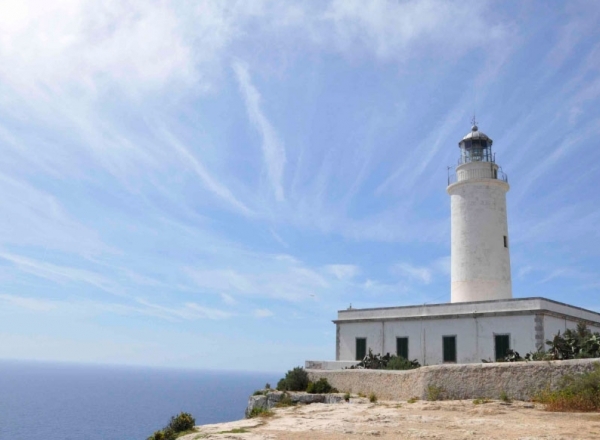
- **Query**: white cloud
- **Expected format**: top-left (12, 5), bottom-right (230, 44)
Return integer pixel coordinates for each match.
top-left (0, 0), bottom-right (196, 99)
top-left (392, 262), bottom-right (433, 285)
top-left (220, 293), bottom-right (238, 306)
top-left (0, 252), bottom-right (120, 295)
top-left (158, 127), bottom-right (254, 216)
top-left (0, 294), bottom-right (57, 311)
top-left (324, 264), bottom-right (360, 280)
top-left (321, 0), bottom-right (508, 62)
top-left (253, 308), bottom-right (273, 318)
top-left (233, 60), bottom-right (286, 201)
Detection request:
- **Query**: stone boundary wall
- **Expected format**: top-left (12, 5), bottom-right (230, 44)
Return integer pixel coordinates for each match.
top-left (307, 358), bottom-right (599, 401)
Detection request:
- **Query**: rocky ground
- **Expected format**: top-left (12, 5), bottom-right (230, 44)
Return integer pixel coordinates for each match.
top-left (180, 398), bottom-right (600, 440)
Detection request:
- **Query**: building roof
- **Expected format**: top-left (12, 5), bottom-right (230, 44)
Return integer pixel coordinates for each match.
top-left (335, 297), bottom-right (600, 325)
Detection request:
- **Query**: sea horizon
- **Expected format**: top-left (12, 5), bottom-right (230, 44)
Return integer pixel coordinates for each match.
top-left (0, 359), bottom-right (280, 440)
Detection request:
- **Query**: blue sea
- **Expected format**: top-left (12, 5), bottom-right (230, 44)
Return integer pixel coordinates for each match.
top-left (0, 360), bottom-right (279, 440)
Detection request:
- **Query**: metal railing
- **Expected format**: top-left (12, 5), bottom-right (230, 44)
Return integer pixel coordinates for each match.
top-left (447, 166), bottom-right (508, 185)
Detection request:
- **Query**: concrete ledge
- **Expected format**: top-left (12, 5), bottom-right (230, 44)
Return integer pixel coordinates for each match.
top-left (305, 360), bottom-right (358, 370)
top-left (307, 358), bottom-right (599, 401)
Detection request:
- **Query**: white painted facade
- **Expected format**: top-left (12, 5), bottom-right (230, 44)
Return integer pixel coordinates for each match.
top-left (332, 298), bottom-right (600, 366)
top-left (448, 127), bottom-right (512, 303)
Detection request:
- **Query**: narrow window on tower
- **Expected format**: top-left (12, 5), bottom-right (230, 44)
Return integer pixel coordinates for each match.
top-left (504, 236), bottom-right (508, 248)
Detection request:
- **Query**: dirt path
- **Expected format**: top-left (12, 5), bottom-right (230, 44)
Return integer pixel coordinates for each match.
top-left (182, 399), bottom-right (600, 440)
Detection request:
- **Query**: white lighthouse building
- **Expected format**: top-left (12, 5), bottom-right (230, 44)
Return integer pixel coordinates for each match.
top-left (448, 124), bottom-right (512, 303)
top-left (307, 124), bottom-right (600, 369)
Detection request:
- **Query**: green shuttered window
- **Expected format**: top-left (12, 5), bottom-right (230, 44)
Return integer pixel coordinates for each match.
top-left (396, 337), bottom-right (408, 359)
top-left (443, 336), bottom-right (457, 363)
top-left (495, 335), bottom-right (510, 361)
top-left (356, 338), bottom-right (366, 360)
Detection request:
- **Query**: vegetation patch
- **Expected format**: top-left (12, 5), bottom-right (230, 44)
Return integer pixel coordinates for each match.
top-left (369, 392), bottom-right (378, 403)
top-left (535, 363), bottom-right (600, 412)
top-left (473, 398), bottom-right (491, 405)
top-left (495, 323), bottom-right (600, 363)
top-left (346, 349), bottom-right (420, 370)
top-left (216, 428), bottom-right (250, 434)
top-left (147, 412), bottom-right (196, 440)
top-left (277, 367), bottom-right (309, 392)
top-left (274, 393), bottom-right (295, 408)
top-left (499, 391), bottom-right (512, 403)
top-left (248, 407), bottom-right (275, 418)
top-left (407, 397), bottom-right (419, 404)
top-left (307, 377), bottom-right (337, 394)
top-left (343, 392), bottom-right (351, 402)
top-left (426, 385), bottom-right (445, 401)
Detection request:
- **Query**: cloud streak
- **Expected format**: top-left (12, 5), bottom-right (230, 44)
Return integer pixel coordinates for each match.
top-left (233, 60), bottom-right (286, 202)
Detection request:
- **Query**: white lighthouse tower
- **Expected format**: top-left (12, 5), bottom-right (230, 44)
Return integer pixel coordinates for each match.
top-left (447, 123), bottom-right (512, 303)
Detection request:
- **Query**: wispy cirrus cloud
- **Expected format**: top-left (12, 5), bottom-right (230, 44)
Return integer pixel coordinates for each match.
top-left (392, 262), bottom-right (433, 285)
top-left (0, 252), bottom-right (121, 295)
top-left (233, 60), bottom-right (286, 202)
top-left (324, 264), bottom-right (360, 280)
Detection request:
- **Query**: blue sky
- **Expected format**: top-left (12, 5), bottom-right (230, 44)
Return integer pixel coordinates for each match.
top-left (0, 0), bottom-right (599, 372)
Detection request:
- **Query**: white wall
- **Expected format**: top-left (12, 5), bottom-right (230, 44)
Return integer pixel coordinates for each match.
top-left (544, 315), bottom-right (600, 341)
top-left (448, 166), bottom-right (512, 303)
top-left (338, 314), bottom-right (537, 365)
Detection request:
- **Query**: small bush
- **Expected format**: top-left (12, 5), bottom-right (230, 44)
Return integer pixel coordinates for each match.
top-left (473, 398), bottom-right (490, 405)
top-left (344, 392), bottom-right (351, 402)
top-left (147, 412), bottom-right (195, 440)
top-left (369, 392), bottom-right (377, 403)
top-left (407, 397), bottom-right (418, 404)
top-left (168, 412), bottom-right (195, 432)
top-left (347, 350), bottom-right (421, 370)
top-left (426, 385), bottom-right (444, 401)
top-left (265, 383), bottom-right (271, 389)
top-left (276, 367), bottom-right (309, 391)
top-left (535, 364), bottom-right (600, 412)
top-left (307, 378), bottom-right (334, 394)
top-left (385, 356), bottom-right (421, 370)
top-left (253, 390), bottom-right (265, 396)
top-left (499, 391), bottom-right (512, 403)
top-left (275, 393), bottom-right (295, 407)
top-left (147, 431), bottom-right (168, 440)
top-left (248, 407), bottom-right (274, 418)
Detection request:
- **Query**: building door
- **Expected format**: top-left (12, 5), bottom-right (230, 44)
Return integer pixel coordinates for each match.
top-left (356, 338), bottom-right (366, 360)
top-left (495, 335), bottom-right (510, 361)
top-left (396, 337), bottom-right (408, 359)
top-left (443, 336), bottom-right (457, 363)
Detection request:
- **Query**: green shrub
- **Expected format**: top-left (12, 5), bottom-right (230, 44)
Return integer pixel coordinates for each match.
top-left (384, 356), bottom-right (421, 370)
top-left (147, 431), bottom-right (167, 440)
top-left (369, 392), bottom-right (377, 403)
top-left (306, 378), bottom-right (334, 394)
top-left (472, 398), bottom-right (490, 405)
top-left (168, 412), bottom-right (195, 432)
top-left (347, 350), bottom-right (421, 370)
top-left (535, 363), bottom-right (600, 411)
top-left (499, 391), bottom-right (512, 403)
top-left (248, 407), bottom-right (274, 418)
top-left (147, 412), bottom-right (194, 440)
top-left (343, 392), bottom-right (351, 402)
top-left (426, 385), bottom-right (444, 401)
top-left (276, 367), bottom-right (309, 391)
top-left (265, 383), bottom-right (271, 389)
top-left (407, 397), bottom-right (418, 404)
top-left (275, 393), bottom-right (295, 407)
